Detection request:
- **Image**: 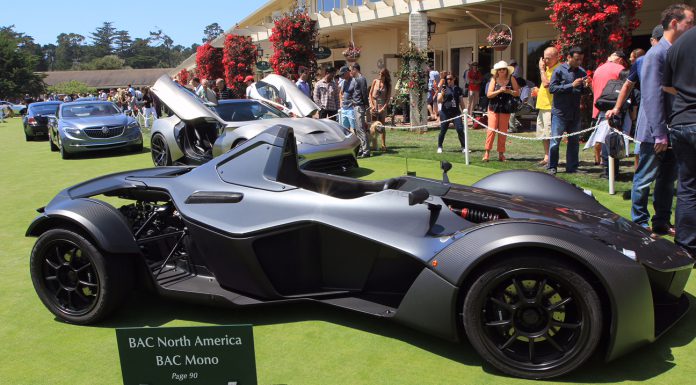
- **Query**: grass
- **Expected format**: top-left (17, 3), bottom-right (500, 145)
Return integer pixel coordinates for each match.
top-left (0, 117), bottom-right (694, 385)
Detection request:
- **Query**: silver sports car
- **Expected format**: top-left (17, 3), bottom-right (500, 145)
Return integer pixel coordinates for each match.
top-left (150, 74), bottom-right (359, 173)
top-left (48, 101), bottom-right (143, 159)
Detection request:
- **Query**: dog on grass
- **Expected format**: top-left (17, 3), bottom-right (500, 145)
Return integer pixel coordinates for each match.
top-left (369, 121), bottom-right (386, 152)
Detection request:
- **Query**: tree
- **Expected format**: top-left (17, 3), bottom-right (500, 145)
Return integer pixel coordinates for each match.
top-left (149, 29), bottom-right (175, 67)
top-left (548, 0), bottom-right (642, 71)
top-left (125, 38), bottom-right (159, 68)
top-left (90, 22), bottom-right (117, 58)
top-left (203, 23), bottom-right (224, 43)
top-left (269, 10), bottom-right (317, 80)
top-left (113, 30), bottom-right (133, 58)
top-left (78, 55), bottom-right (126, 70)
top-left (41, 44), bottom-right (57, 71)
top-left (223, 34), bottom-right (256, 98)
top-left (47, 80), bottom-right (96, 96)
top-left (55, 33), bottom-right (85, 70)
top-left (0, 26), bottom-right (45, 99)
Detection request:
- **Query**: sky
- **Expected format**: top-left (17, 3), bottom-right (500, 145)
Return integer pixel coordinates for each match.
top-left (2, 1), bottom-right (268, 47)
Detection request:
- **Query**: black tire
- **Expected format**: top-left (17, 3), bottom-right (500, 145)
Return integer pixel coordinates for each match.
top-left (130, 142), bottom-right (144, 154)
top-left (59, 139), bottom-right (71, 159)
top-left (462, 256), bottom-right (602, 379)
top-left (150, 133), bottom-right (172, 166)
top-left (49, 133), bottom-right (58, 152)
top-left (25, 133), bottom-right (32, 141)
top-left (30, 228), bottom-right (132, 324)
top-left (233, 138), bottom-right (247, 148)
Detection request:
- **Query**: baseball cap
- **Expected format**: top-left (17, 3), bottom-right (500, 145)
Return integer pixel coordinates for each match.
top-left (244, 75), bottom-right (254, 83)
top-left (338, 66), bottom-right (350, 76)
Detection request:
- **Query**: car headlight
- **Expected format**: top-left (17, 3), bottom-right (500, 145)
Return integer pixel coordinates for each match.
top-left (63, 127), bottom-right (81, 136)
top-left (127, 121), bottom-right (140, 130)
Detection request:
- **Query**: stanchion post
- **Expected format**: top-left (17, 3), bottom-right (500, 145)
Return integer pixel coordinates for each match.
top-left (463, 109), bottom-right (469, 165)
top-left (608, 155), bottom-right (616, 195)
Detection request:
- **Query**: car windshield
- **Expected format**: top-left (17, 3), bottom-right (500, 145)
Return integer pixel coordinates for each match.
top-left (213, 101), bottom-right (289, 122)
top-left (31, 105), bottom-right (59, 115)
top-left (61, 103), bottom-right (120, 118)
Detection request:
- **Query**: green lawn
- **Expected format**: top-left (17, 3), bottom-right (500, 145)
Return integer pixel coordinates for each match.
top-left (0, 117), bottom-right (694, 384)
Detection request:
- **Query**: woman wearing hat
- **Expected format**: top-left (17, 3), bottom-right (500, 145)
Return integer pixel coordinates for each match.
top-left (484, 60), bottom-right (520, 162)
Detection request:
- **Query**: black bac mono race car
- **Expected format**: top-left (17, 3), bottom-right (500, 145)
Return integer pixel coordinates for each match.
top-left (27, 125), bottom-right (693, 379)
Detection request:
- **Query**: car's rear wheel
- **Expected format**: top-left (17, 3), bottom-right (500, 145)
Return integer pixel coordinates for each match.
top-left (30, 228), bottom-right (132, 324)
top-left (151, 133), bottom-right (171, 166)
top-left (463, 256), bottom-right (602, 379)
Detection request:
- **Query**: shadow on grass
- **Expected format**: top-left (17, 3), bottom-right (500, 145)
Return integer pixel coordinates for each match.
top-left (346, 167), bottom-right (374, 178)
top-left (62, 146), bottom-right (151, 160)
top-left (87, 289), bottom-right (696, 382)
top-left (99, 293), bottom-right (483, 367)
top-left (554, 291), bottom-right (696, 383)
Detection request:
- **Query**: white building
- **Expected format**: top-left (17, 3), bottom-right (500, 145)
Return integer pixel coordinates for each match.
top-left (174, 0), bottom-right (693, 86)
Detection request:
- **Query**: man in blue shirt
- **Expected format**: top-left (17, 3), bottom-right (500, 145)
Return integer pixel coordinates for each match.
top-left (296, 68), bottom-right (311, 98)
top-left (606, 25), bottom-right (663, 121)
top-left (338, 66), bottom-right (356, 132)
top-left (664, 6), bottom-right (696, 254)
top-left (630, 4), bottom-right (693, 236)
top-left (548, 46), bottom-right (590, 175)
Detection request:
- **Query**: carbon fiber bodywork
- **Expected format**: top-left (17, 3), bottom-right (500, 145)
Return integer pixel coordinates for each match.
top-left (27, 125), bottom-right (693, 377)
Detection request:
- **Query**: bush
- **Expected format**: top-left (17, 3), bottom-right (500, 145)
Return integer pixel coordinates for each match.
top-left (47, 80), bottom-right (97, 96)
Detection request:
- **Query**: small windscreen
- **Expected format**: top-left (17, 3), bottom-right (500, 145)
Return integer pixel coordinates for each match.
top-left (214, 101), bottom-right (289, 122)
top-left (62, 103), bottom-right (120, 118)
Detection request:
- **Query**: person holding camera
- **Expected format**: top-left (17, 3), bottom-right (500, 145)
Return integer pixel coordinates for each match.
top-left (483, 61), bottom-right (520, 162)
top-left (436, 74), bottom-right (466, 154)
top-left (548, 47), bottom-right (590, 174)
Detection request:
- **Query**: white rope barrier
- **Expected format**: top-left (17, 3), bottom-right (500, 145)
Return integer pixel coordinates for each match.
top-left (463, 112), bottom-right (600, 141)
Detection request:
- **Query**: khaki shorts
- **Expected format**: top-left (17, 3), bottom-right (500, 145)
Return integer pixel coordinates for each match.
top-left (536, 110), bottom-right (552, 138)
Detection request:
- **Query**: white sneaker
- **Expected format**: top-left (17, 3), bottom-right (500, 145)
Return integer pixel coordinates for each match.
top-left (437, 147), bottom-right (443, 154)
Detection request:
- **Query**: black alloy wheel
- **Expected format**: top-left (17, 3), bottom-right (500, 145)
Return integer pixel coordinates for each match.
top-left (30, 228), bottom-right (131, 324)
top-left (151, 133), bottom-right (172, 166)
top-left (463, 256), bottom-right (602, 379)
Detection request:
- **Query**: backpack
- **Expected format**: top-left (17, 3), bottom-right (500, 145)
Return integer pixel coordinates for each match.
top-left (595, 79), bottom-right (625, 111)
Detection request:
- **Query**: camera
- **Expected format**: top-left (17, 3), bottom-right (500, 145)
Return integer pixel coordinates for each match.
top-left (608, 114), bottom-right (623, 129)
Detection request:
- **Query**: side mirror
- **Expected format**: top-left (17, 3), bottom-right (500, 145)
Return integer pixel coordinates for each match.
top-left (440, 160), bottom-right (452, 183)
top-left (408, 188), bottom-right (430, 206)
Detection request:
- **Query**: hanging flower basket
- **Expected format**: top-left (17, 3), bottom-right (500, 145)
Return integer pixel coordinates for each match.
top-left (487, 24), bottom-right (512, 51)
top-left (342, 42), bottom-right (361, 61)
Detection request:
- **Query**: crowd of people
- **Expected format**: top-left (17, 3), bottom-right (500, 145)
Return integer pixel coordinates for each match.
top-left (7, 3), bottom-right (695, 258)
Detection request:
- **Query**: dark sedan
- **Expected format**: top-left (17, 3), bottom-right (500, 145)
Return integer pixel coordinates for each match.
top-left (23, 102), bottom-right (61, 140)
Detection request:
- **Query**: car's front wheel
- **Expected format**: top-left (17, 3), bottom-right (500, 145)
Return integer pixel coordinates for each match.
top-left (30, 228), bottom-right (132, 324)
top-left (49, 131), bottom-right (58, 152)
top-left (151, 133), bottom-right (171, 166)
top-left (463, 256), bottom-right (602, 379)
top-left (59, 138), bottom-right (71, 159)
